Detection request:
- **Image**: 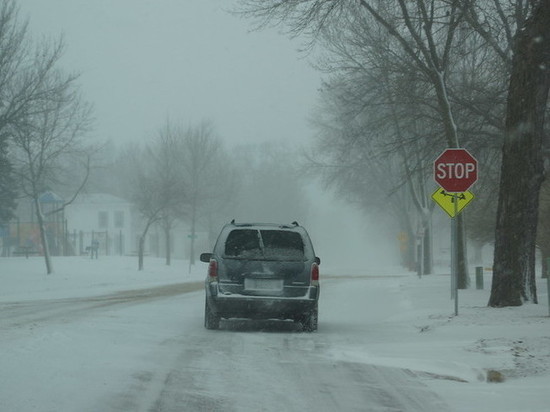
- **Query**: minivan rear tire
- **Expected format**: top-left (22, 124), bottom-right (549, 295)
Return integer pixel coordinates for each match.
top-left (300, 304), bottom-right (318, 332)
top-left (204, 300), bottom-right (220, 330)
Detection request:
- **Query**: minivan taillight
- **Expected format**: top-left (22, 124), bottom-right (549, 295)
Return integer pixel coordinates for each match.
top-left (311, 262), bottom-right (319, 285)
top-left (208, 259), bottom-right (218, 280)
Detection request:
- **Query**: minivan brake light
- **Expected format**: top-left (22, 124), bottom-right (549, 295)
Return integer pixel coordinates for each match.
top-left (311, 262), bottom-right (319, 285)
top-left (208, 259), bottom-right (218, 280)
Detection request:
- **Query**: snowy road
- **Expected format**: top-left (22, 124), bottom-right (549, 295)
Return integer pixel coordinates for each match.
top-left (0, 276), bottom-right (450, 412)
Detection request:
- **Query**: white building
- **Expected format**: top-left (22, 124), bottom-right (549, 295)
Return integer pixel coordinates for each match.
top-left (64, 193), bottom-right (134, 256)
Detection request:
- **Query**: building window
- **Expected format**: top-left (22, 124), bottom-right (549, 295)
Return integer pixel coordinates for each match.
top-left (114, 211), bottom-right (124, 228)
top-left (98, 211), bottom-right (108, 228)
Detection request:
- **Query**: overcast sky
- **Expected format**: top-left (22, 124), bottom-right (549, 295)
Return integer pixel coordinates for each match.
top-left (16, 0), bottom-right (395, 263)
top-left (18, 0), bottom-right (321, 148)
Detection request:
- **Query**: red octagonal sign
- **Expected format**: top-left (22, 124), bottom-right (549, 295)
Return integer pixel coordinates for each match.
top-left (434, 148), bottom-right (478, 192)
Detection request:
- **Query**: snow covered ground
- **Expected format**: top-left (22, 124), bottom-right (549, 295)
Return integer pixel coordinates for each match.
top-left (1, 255), bottom-right (549, 411)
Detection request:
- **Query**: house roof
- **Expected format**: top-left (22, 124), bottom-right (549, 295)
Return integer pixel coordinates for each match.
top-left (73, 193), bottom-right (131, 205)
top-left (39, 191), bottom-right (64, 204)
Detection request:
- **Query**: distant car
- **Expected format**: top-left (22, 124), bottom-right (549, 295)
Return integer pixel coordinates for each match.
top-left (200, 221), bottom-right (320, 331)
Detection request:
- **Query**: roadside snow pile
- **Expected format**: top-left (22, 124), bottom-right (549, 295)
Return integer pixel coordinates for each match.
top-left (318, 266), bottom-right (550, 411)
top-left (465, 336), bottom-right (550, 379)
top-left (0, 255), bottom-right (204, 303)
top-left (401, 271), bottom-right (550, 383)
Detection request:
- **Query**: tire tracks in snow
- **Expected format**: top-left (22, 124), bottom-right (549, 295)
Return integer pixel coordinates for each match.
top-left (0, 282), bottom-right (204, 331)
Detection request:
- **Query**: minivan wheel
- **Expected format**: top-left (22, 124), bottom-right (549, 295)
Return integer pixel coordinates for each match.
top-left (301, 304), bottom-right (318, 332)
top-left (204, 299), bottom-right (220, 330)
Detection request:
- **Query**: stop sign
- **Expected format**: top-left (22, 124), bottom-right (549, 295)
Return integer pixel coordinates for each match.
top-left (434, 148), bottom-right (477, 192)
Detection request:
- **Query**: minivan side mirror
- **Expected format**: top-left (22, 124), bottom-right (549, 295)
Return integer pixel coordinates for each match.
top-left (200, 253), bottom-right (213, 263)
top-left (315, 256), bottom-right (321, 265)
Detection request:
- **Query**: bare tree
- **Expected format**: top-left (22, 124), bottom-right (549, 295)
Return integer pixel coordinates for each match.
top-left (241, 1), bottom-right (550, 306)
top-left (452, 0), bottom-right (550, 305)
top-left (488, 0), bottom-right (550, 306)
top-left (244, 1), bottom-right (475, 279)
top-left (119, 120), bottom-right (235, 271)
top-left (0, 0), bottom-right (50, 228)
top-left (9, 42), bottom-right (93, 274)
top-left (238, 0), bottom-right (476, 284)
top-left (121, 133), bottom-right (186, 271)
top-left (315, 40), bottom-right (454, 270)
top-left (177, 121), bottom-right (237, 271)
top-left (154, 121), bottom-right (189, 266)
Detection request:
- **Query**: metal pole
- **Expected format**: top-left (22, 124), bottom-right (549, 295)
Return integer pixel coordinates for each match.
top-left (452, 194), bottom-right (458, 316)
top-left (451, 218), bottom-right (456, 300)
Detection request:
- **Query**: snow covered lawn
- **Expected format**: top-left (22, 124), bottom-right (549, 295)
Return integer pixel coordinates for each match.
top-left (0, 255), bottom-right (205, 302)
top-left (320, 265), bottom-right (550, 412)
top-left (1, 256), bottom-right (549, 411)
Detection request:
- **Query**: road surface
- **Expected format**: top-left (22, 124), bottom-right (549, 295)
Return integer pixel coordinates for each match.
top-left (0, 276), bottom-right (450, 411)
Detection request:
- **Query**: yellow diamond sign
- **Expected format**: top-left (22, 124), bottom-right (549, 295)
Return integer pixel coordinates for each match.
top-left (432, 187), bottom-right (474, 218)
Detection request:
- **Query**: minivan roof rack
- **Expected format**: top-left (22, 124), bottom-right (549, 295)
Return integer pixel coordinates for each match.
top-left (228, 220), bottom-right (301, 228)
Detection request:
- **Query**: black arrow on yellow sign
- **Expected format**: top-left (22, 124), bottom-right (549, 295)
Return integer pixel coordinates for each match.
top-left (431, 187), bottom-right (474, 218)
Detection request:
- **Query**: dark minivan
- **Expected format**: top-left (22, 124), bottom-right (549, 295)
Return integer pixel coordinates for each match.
top-left (200, 221), bottom-right (320, 331)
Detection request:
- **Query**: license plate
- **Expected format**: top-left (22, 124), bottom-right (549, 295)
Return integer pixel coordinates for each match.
top-left (244, 278), bottom-right (283, 291)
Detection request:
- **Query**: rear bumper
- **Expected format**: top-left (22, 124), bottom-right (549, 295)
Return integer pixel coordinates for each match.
top-left (206, 283), bottom-right (319, 320)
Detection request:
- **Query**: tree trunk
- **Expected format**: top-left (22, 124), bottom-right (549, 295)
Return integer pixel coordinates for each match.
top-left (541, 249), bottom-right (549, 279)
top-left (138, 218), bottom-right (157, 271)
top-left (188, 199), bottom-right (197, 274)
top-left (164, 227), bottom-right (171, 266)
top-left (423, 224), bottom-right (433, 275)
top-left (489, 1), bottom-right (550, 307)
top-left (35, 197), bottom-right (53, 275)
top-left (138, 235), bottom-right (145, 271)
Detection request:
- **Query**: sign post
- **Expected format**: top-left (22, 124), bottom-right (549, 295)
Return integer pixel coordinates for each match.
top-left (433, 148), bottom-right (478, 316)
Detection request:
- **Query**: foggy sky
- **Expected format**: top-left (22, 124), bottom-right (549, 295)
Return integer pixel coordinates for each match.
top-left (16, 0), bottom-right (398, 267)
top-left (18, 0), bottom-right (320, 148)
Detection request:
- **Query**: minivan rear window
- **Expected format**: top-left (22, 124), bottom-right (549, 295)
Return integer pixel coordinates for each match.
top-left (225, 229), bottom-right (261, 258)
top-left (224, 229), bottom-right (305, 260)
